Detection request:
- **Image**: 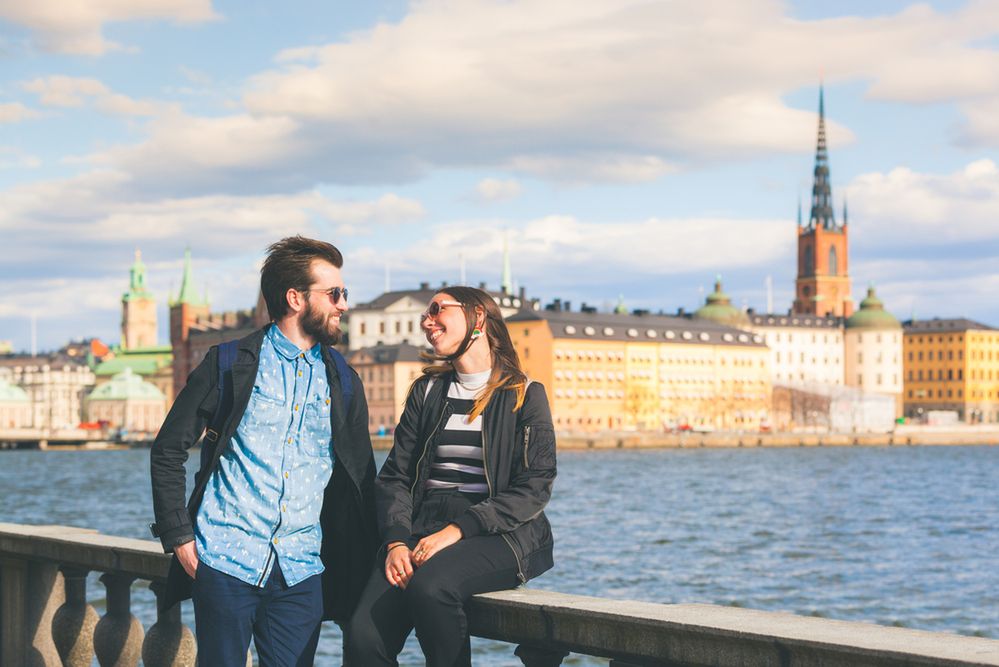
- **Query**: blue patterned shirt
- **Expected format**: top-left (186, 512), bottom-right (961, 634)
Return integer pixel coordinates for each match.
top-left (195, 325), bottom-right (335, 587)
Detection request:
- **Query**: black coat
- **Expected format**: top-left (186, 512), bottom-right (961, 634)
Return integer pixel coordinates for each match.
top-left (376, 374), bottom-right (556, 582)
top-left (149, 326), bottom-right (378, 622)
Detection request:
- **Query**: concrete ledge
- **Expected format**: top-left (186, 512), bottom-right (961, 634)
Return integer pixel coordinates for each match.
top-left (4, 523), bottom-right (999, 666)
top-left (470, 589), bottom-right (999, 667)
top-left (0, 523), bottom-right (169, 580)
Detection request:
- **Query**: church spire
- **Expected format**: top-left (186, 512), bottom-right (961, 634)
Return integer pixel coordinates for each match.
top-left (175, 247), bottom-right (203, 305)
top-left (500, 230), bottom-right (513, 294)
top-left (809, 84), bottom-right (837, 230)
top-left (124, 248), bottom-right (152, 299)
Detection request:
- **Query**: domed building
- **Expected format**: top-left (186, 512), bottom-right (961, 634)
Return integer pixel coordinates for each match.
top-left (844, 286), bottom-right (903, 415)
top-left (694, 277), bottom-right (749, 328)
top-left (85, 367), bottom-right (167, 434)
top-left (0, 379), bottom-right (31, 429)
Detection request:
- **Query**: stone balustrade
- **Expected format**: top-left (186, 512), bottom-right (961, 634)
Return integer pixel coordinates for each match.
top-left (3, 522), bottom-right (999, 666)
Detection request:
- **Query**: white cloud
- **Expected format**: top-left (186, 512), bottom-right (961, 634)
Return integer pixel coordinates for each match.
top-left (352, 214), bottom-right (792, 295)
top-left (70, 0), bottom-right (992, 193)
top-left (475, 178), bottom-right (522, 202)
top-left (845, 158), bottom-right (999, 245)
top-left (0, 147), bottom-right (41, 169)
top-left (22, 76), bottom-right (161, 116)
top-left (0, 0), bottom-right (218, 55)
top-left (0, 102), bottom-right (38, 123)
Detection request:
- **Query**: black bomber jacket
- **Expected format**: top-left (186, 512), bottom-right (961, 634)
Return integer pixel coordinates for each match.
top-left (376, 373), bottom-right (557, 583)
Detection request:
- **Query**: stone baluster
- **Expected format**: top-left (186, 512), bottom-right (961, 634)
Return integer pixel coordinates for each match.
top-left (515, 644), bottom-right (569, 666)
top-left (0, 558), bottom-right (62, 665)
top-left (142, 581), bottom-right (196, 667)
top-left (94, 573), bottom-right (144, 667)
top-left (52, 567), bottom-right (99, 667)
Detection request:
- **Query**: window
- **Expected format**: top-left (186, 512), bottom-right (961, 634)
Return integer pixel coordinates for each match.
top-left (360, 322), bottom-right (367, 335)
top-left (408, 321), bottom-right (414, 333)
top-left (379, 322), bottom-right (385, 334)
top-left (395, 321), bottom-right (401, 333)
top-left (829, 246), bottom-right (838, 275)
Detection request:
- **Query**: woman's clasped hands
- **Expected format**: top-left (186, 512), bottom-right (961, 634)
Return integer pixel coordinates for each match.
top-left (384, 523), bottom-right (463, 589)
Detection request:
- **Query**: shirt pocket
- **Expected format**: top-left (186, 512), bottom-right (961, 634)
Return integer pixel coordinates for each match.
top-left (242, 384), bottom-right (289, 432)
top-left (302, 394), bottom-right (333, 458)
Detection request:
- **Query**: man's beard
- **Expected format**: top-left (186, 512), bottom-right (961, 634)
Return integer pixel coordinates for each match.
top-left (301, 297), bottom-right (342, 347)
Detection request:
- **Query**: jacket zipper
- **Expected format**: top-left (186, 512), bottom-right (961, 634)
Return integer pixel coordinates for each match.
top-left (410, 401), bottom-right (450, 497)
top-left (483, 424), bottom-right (528, 583)
top-left (522, 425), bottom-right (531, 469)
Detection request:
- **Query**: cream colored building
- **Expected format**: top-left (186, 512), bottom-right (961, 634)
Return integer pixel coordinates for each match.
top-left (348, 343), bottom-right (427, 433)
top-left (86, 368), bottom-right (167, 433)
top-left (746, 313), bottom-right (844, 386)
top-left (348, 284), bottom-right (536, 350)
top-left (0, 355), bottom-right (95, 429)
top-left (844, 287), bottom-right (903, 415)
top-left (507, 309), bottom-right (771, 432)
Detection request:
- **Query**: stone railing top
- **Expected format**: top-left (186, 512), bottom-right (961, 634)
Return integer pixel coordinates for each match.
top-left (3, 523), bottom-right (999, 667)
top-left (470, 588), bottom-right (999, 666)
top-left (0, 522), bottom-right (169, 580)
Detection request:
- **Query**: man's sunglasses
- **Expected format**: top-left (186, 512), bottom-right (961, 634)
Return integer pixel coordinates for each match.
top-left (421, 300), bottom-right (463, 321)
top-left (306, 286), bottom-right (348, 304)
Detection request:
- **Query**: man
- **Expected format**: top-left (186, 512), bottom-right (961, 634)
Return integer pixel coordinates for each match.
top-left (150, 236), bottom-right (377, 666)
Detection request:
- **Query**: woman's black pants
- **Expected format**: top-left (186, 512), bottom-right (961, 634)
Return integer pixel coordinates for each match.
top-left (344, 534), bottom-right (519, 667)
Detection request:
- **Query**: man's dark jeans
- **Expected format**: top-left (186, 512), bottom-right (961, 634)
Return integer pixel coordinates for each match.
top-left (193, 559), bottom-right (323, 666)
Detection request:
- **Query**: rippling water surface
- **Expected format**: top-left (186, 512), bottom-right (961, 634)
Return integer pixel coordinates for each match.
top-left (2, 445), bottom-right (998, 665)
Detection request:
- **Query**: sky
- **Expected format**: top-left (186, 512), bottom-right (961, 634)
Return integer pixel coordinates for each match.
top-left (1, 0), bottom-right (998, 352)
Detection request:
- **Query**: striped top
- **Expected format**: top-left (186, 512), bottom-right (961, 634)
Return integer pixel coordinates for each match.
top-left (425, 368), bottom-right (491, 495)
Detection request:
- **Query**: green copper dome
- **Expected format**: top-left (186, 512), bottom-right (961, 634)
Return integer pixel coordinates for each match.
top-left (0, 379), bottom-right (29, 402)
top-left (88, 368), bottom-right (165, 401)
top-left (845, 286), bottom-right (900, 330)
top-left (694, 276), bottom-right (748, 327)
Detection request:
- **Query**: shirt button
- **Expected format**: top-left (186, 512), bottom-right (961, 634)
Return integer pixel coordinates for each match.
top-left (294, 404), bottom-right (299, 411)
top-left (298, 371), bottom-right (303, 377)
top-left (282, 504), bottom-right (287, 512)
top-left (300, 353), bottom-right (305, 358)
top-left (284, 471), bottom-right (289, 479)
top-left (325, 399), bottom-right (330, 405)
top-left (287, 437), bottom-right (292, 444)
top-left (273, 537), bottom-right (279, 544)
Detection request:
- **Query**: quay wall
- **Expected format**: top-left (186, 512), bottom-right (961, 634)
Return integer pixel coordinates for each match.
top-left (372, 429), bottom-right (999, 450)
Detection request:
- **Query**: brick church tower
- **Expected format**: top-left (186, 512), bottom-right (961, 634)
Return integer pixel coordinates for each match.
top-left (169, 248), bottom-right (210, 398)
top-left (793, 86), bottom-right (853, 318)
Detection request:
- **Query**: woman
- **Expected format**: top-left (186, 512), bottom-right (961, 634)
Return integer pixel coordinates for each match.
top-left (345, 286), bottom-right (557, 667)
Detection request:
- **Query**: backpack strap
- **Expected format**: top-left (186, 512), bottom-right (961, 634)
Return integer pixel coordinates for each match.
top-left (328, 347), bottom-right (354, 415)
top-left (205, 339), bottom-right (239, 443)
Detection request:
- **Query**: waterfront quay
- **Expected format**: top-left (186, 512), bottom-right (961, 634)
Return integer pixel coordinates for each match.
top-left (369, 427), bottom-right (999, 451)
top-left (2, 522), bottom-right (999, 667)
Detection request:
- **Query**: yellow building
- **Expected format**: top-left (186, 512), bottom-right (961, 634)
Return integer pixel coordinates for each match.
top-left (348, 343), bottom-right (427, 434)
top-left (507, 309), bottom-right (771, 432)
top-left (903, 318), bottom-right (999, 423)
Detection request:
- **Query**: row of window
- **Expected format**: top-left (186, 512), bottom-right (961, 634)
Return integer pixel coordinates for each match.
top-left (553, 388), bottom-right (768, 400)
top-left (775, 352), bottom-right (842, 365)
top-left (560, 325), bottom-right (761, 344)
top-left (909, 369), bottom-right (964, 382)
top-left (768, 333), bottom-right (841, 343)
top-left (908, 349), bottom-right (963, 361)
top-left (358, 319), bottom-right (417, 336)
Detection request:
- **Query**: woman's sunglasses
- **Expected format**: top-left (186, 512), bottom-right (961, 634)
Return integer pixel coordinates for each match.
top-left (421, 300), bottom-right (463, 321)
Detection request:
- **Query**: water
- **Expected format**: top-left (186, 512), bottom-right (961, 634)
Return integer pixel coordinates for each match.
top-left (2, 445), bottom-right (998, 665)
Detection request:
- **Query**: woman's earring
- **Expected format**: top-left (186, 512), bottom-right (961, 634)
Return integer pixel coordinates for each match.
top-left (470, 327), bottom-right (483, 341)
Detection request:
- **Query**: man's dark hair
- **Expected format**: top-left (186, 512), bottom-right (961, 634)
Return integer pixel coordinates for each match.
top-left (260, 236), bottom-right (343, 321)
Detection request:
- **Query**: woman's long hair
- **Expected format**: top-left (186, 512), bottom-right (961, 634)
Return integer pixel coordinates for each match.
top-left (418, 286), bottom-right (527, 419)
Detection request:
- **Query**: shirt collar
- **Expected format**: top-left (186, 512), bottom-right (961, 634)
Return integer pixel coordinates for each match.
top-left (267, 324), bottom-right (322, 363)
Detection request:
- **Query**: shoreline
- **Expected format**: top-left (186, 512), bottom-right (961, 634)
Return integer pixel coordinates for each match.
top-left (373, 430), bottom-right (999, 450)
top-left (5, 430), bottom-right (998, 451)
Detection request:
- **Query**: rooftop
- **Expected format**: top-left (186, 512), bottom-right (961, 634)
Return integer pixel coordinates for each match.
top-left (348, 342), bottom-right (429, 365)
top-left (902, 317), bottom-right (996, 334)
top-left (507, 310), bottom-right (766, 347)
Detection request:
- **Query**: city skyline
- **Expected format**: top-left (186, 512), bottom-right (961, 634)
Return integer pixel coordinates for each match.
top-left (2, 0), bottom-right (999, 351)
